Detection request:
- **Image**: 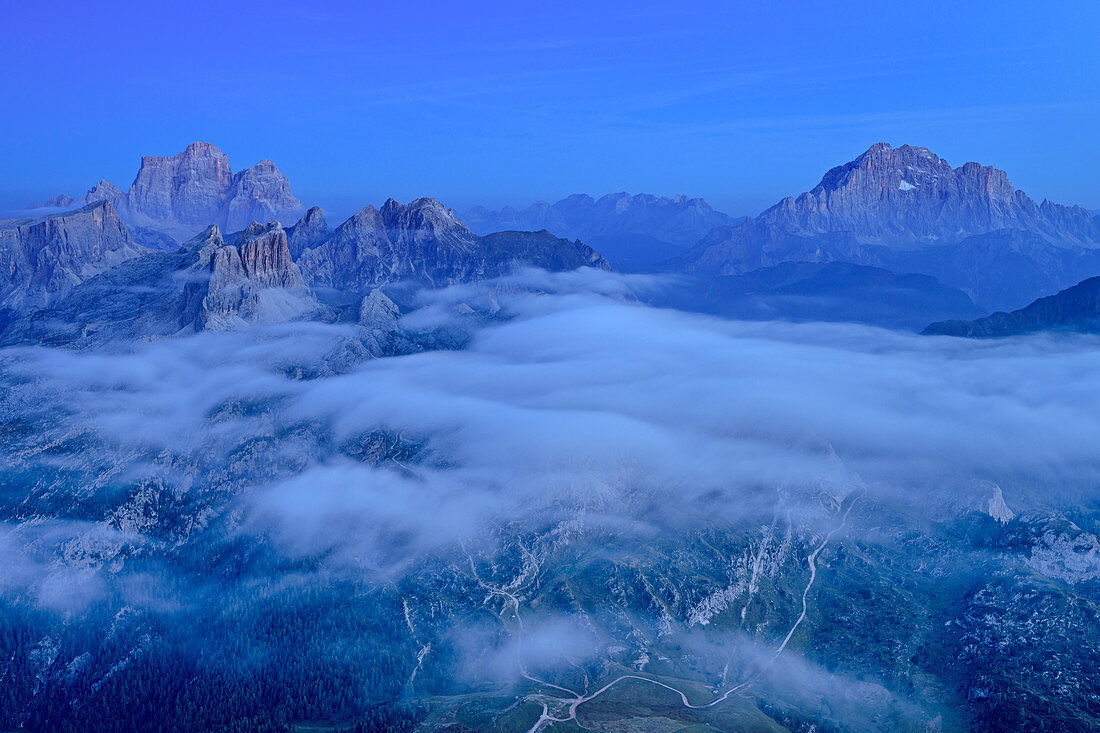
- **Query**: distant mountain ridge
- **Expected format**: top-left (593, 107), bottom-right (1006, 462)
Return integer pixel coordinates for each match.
top-left (43, 142), bottom-right (304, 239)
top-left (924, 275), bottom-right (1100, 338)
top-left (294, 198), bottom-right (610, 295)
top-left (680, 143), bottom-right (1100, 309)
top-left (463, 192), bottom-right (741, 271)
top-left (17, 141), bottom-right (1100, 338)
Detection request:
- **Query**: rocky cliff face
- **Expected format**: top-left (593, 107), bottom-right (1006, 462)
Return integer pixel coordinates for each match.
top-left (0, 201), bottom-right (147, 310)
top-left (285, 206), bottom-right (331, 260)
top-left (1, 219), bottom-right (321, 345)
top-left (179, 221), bottom-right (315, 331)
top-left (222, 159), bottom-right (303, 232)
top-left (297, 198), bottom-right (610, 294)
top-left (83, 180), bottom-right (128, 212)
top-left (127, 142), bottom-right (233, 229)
top-left (750, 142), bottom-right (1100, 248)
top-left (681, 142), bottom-right (1100, 308)
top-left (766, 143), bottom-right (1031, 245)
top-left (51, 143), bottom-right (304, 239)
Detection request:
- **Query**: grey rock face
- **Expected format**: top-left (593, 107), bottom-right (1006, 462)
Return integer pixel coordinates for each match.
top-left (180, 221), bottom-right (316, 331)
top-left (223, 159), bottom-right (303, 233)
top-left (298, 198), bottom-right (610, 294)
top-left (285, 206), bottom-right (330, 260)
top-left (299, 198), bottom-right (477, 290)
top-left (83, 180), bottom-right (128, 212)
top-left (358, 288), bottom-right (400, 330)
top-left (357, 288), bottom-right (402, 353)
top-left (127, 142), bottom-right (233, 229)
top-left (56, 143), bottom-right (304, 239)
top-left (924, 275), bottom-right (1100, 338)
top-left (752, 142), bottom-right (1096, 250)
top-left (764, 143), bottom-right (1029, 245)
top-left (2, 220), bottom-right (321, 345)
top-left (0, 201), bottom-right (147, 310)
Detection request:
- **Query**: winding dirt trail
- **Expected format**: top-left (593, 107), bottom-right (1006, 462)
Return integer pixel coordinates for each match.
top-left (520, 490), bottom-right (861, 732)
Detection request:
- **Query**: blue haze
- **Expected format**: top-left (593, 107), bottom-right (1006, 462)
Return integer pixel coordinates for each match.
top-left (1, 0), bottom-right (1098, 216)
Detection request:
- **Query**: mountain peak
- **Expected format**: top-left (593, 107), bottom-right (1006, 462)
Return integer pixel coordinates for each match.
top-left (184, 224), bottom-right (225, 256)
top-left (237, 220), bottom-right (283, 242)
top-left (181, 211), bottom-right (313, 331)
top-left (183, 141), bottom-right (225, 155)
top-left (762, 142), bottom-right (1031, 244)
top-left (285, 206), bottom-right (331, 259)
top-left (342, 205), bottom-right (382, 227)
top-left (380, 198), bottom-right (470, 238)
top-left (48, 144), bottom-right (303, 239)
top-left (681, 143), bottom-right (1100, 306)
top-left (292, 206), bottom-right (327, 234)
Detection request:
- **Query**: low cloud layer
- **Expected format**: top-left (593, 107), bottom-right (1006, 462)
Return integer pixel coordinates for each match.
top-left (6, 272), bottom-right (1100, 577)
top-left (3, 268), bottom-right (1100, 726)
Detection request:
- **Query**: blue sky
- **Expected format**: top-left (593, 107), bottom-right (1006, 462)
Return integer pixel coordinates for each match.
top-left (2, 1), bottom-right (1098, 217)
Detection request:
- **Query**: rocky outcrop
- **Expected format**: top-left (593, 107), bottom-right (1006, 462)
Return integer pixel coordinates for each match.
top-left (723, 143), bottom-right (1097, 252)
top-left (924, 275), bottom-right (1100, 338)
top-left (2, 220), bottom-right (321, 345)
top-left (680, 143), bottom-right (1100, 309)
top-left (298, 198), bottom-right (610, 294)
top-left (50, 143), bottom-right (304, 239)
top-left (222, 159), bottom-right (303, 232)
top-left (358, 288), bottom-right (400, 330)
top-left (475, 229), bottom-right (610, 273)
top-left (298, 198), bottom-right (477, 291)
top-left (285, 206), bottom-right (330, 259)
top-left (127, 142), bottom-right (233, 229)
top-left (0, 200), bottom-right (147, 310)
top-left (179, 221), bottom-right (316, 331)
top-left (41, 194), bottom-right (77, 208)
top-left (83, 180), bottom-right (127, 212)
top-left (356, 288), bottom-right (403, 353)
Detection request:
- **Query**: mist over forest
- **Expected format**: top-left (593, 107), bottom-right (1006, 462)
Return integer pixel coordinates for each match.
top-left (4, 268), bottom-right (1100, 730)
top-left (4, 4), bottom-right (1100, 727)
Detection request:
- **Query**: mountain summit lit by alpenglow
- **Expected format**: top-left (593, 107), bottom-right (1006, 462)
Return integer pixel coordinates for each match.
top-left (2, 2), bottom-right (1100, 732)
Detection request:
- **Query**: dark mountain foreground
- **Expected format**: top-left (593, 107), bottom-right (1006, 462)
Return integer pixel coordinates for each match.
top-left (925, 275), bottom-right (1100, 337)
